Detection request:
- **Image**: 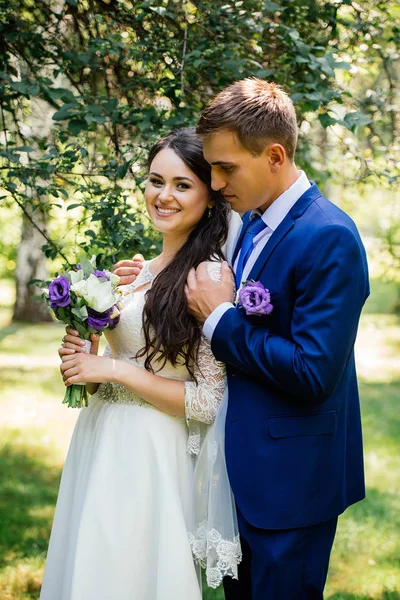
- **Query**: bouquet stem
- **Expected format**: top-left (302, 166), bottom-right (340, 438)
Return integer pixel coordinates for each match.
top-left (62, 384), bottom-right (89, 408)
top-left (62, 339), bottom-right (92, 409)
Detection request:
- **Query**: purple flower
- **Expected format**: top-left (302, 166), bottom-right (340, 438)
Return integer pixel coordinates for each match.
top-left (238, 281), bottom-right (273, 316)
top-left (87, 306), bottom-right (112, 330)
top-left (108, 303), bottom-right (121, 329)
top-left (109, 313), bottom-right (120, 329)
top-left (48, 276), bottom-right (71, 309)
top-left (94, 270), bottom-right (110, 280)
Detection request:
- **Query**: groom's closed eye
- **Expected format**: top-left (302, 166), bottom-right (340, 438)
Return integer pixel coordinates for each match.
top-left (218, 165), bottom-right (235, 173)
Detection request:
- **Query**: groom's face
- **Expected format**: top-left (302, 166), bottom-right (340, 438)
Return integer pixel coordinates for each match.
top-left (202, 129), bottom-right (280, 214)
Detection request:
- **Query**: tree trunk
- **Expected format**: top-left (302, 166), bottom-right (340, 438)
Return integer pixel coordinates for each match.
top-left (12, 208), bottom-right (52, 323)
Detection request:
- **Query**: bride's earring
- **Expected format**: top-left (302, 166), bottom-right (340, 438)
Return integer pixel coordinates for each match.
top-left (207, 205), bottom-right (213, 218)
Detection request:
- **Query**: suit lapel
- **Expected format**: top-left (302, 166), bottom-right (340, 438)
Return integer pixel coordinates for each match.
top-left (245, 182), bottom-right (322, 283)
top-left (246, 215), bottom-right (294, 283)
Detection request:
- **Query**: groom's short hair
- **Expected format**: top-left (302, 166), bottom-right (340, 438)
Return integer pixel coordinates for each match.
top-left (197, 78), bottom-right (298, 161)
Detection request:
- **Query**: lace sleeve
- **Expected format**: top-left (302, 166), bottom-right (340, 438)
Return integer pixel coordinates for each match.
top-left (184, 262), bottom-right (227, 455)
top-left (184, 336), bottom-right (226, 425)
top-left (184, 260), bottom-right (226, 426)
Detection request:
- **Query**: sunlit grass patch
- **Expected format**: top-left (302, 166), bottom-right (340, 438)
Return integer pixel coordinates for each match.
top-left (0, 556), bottom-right (44, 600)
top-left (325, 327), bottom-right (400, 597)
top-left (0, 431), bottom-right (62, 600)
top-left (0, 321), bottom-right (64, 355)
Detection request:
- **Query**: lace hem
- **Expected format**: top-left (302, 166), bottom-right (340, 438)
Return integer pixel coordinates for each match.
top-left (188, 522), bottom-right (242, 589)
top-left (186, 429), bottom-right (201, 455)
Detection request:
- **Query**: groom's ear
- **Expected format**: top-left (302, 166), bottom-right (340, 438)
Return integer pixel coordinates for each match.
top-left (266, 143), bottom-right (286, 173)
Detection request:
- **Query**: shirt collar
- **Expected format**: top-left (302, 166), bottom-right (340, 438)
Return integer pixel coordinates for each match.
top-left (251, 171), bottom-right (311, 232)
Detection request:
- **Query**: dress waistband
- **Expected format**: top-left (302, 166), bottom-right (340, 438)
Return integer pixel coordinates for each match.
top-left (97, 382), bottom-right (151, 408)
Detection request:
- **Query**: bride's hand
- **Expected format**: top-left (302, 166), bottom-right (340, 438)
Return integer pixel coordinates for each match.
top-left (60, 353), bottom-right (116, 386)
top-left (58, 328), bottom-right (100, 358)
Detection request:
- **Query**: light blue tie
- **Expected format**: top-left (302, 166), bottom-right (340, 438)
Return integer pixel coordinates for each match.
top-left (235, 215), bottom-right (266, 288)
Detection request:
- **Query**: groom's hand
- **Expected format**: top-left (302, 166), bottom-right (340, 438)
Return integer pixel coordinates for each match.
top-left (185, 262), bottom-right (234, 323)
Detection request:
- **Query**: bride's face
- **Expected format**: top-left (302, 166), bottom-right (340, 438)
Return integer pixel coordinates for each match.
top-left (145, 148), bottom-right (210, 240)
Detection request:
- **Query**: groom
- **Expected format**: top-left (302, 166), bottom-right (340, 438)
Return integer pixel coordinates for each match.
top-left (183, 78), bottom-right (369, 599)
top-left (115, 78), bottom-right (369, 599)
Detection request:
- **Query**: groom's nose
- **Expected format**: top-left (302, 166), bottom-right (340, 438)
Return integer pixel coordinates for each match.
top-left (211, 169), bottom-right (226, 192)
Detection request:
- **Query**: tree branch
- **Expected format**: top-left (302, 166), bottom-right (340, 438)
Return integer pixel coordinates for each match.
top-left (10, 193), bottom-right (71, 265)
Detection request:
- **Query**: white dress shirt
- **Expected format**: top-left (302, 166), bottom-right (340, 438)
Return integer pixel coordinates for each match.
top-left (203, 171), bottom-right (311, 340)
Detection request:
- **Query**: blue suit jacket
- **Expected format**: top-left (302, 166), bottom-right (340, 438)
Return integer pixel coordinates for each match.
top-left (212, 183), bottom-right (369, 530)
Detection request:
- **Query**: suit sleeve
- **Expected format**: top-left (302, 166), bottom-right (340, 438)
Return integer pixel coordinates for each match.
top-left (211, 224), bottom-right (369, 403)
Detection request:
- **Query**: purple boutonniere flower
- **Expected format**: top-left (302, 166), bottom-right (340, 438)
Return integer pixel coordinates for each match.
top-left (48, 276), bottom-right (71, 309)
top-left (237, 280), bottom-right (273, 316)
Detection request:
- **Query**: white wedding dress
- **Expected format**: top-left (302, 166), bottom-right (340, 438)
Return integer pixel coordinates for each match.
top-left (40, 261), bottom-right (226, 600)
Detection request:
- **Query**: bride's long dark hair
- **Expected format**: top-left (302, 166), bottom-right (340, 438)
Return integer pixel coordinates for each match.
top-left (136, 127), bottom-right (230, 379)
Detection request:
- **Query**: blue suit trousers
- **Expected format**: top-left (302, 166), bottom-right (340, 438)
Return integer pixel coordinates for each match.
top-left (223, 507), bottom-right (338, 600)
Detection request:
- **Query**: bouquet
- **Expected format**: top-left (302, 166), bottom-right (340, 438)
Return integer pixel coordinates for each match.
top-left (42, 255), bottom-right (122, 408)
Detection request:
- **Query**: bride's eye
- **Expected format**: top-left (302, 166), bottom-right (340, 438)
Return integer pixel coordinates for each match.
top-left (149, 177), bottom-right (163, 186)
top-left (177, 182), bottom-right (190, 190)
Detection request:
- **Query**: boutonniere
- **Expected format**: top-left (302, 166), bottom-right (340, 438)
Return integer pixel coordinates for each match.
top-left (236, 280), bottom-right (274, 316)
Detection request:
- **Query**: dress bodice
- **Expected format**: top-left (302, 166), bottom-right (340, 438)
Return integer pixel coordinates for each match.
top-left (104, 261), bottom-right (191, 384)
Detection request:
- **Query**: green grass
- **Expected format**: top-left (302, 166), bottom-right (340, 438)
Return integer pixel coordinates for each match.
top-left (0, 278), bottom-right (399, 599)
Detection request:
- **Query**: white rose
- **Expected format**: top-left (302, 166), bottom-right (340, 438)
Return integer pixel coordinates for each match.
top-left (82, 274), bottom-right (116, 313)
top-left (109, 272), bottom-right (120, 287)
top-left (70, 269), bottom-right (85, 285)
top-left (70, 278), bottom-right (88, 297)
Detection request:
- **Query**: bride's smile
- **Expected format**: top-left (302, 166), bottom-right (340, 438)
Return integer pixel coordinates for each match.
top-left (145, 147), bottom-right (212, 241)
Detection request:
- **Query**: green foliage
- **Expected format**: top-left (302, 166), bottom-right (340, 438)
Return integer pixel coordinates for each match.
top-left (0, 0), bottom-right (358, 268)
top-left (0, 0), bottom-right (398, 279)
top-left (335, 1), bottom-right (400, 277)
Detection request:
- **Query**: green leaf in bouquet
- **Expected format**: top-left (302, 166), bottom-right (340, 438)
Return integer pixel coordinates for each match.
top-left (29, 278), bottom-right (48, 286)
top-left (72, 320), bottom-right (90, 340)
top-left (58, 307), bottom-right (67, 320)
top-left (78, 256), bottom-right (95, 278)
top-left (71, 306), bottom-right (88, 321)
top-left (87, 326), bottom-right (101, 335)
top-left (60, 271), bottom-right (72, 282)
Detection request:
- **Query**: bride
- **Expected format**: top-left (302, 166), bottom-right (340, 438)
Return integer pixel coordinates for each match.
top-left (40, 128), bottom-right (241, 600)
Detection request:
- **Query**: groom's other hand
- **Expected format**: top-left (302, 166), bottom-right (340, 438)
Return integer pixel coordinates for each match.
top-left (113, 254), bottom-right (145, 286)
top-left (185, 261), bottom-right (234, 323)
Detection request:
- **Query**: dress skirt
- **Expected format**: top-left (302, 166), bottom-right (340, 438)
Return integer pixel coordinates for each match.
top-left (40, 393), bottom-right (202, 600)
